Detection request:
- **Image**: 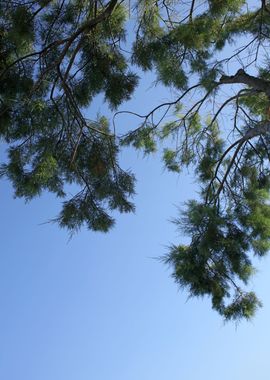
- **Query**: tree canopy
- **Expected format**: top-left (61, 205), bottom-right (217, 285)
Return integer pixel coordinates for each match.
top-left (1, 0), bottom-right (270, 321)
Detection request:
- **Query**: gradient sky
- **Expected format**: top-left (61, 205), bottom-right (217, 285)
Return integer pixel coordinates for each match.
top-left (1, 8), bottom-right (270, 379)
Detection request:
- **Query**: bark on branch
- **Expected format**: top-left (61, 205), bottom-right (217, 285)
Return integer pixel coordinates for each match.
top-left (219, 69), bottom-right (270, 98)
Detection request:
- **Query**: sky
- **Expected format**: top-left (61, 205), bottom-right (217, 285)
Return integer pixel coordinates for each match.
top-left (1, 81), bottom-right (270, 380)
top-left (1, 2), bottom-right (270, 379)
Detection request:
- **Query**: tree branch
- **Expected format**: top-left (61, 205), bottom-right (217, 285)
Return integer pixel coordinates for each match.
top-left (219, 69), bottom-right (270, 97)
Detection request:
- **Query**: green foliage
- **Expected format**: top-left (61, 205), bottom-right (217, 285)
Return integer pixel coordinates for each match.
top-left (165, 199), bottom-right (263, 320)
top-left (0, 0), bottom-right (137, 233)
top-left (163, 149), bottom-right (180, 172)
top-left (209, 0), bottom-right (245, 16)
top-left (240, 93), bottom-right (269, 118)
top-left (121, 125), bottom-right (156, 154)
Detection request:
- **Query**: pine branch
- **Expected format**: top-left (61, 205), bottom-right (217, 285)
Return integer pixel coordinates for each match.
top-left (209, 121), bottom-right (270, 203)
top-left (220, 69), bottom-right (270, 97)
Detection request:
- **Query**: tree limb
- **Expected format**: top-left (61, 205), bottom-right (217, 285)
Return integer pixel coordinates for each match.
top-left (220, 69), bottom-right (270, 98)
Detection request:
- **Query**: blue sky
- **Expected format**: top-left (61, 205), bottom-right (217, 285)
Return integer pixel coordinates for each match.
top-left (1, 144), bottom-right (270, 380)
top-left (1, 3), bottom-right (270, 377)
top-left (1, 110), bottom-right (270, 379)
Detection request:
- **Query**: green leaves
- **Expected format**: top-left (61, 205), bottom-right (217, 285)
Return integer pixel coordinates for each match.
top-left (157, 60), bottom-right (187, 89)
top-left (0, 0), bottom-right (137, 233)
top-left (222, 292), bottom-right (262, 321)
top-left (163, 149), bottom-right (180, 173)
top-left (209, 0), bottom-right (245, 16)
top-left (165, 199), bottom-right (262, 321)
top-left (8, 5), bottom-right (34, 48)
top-left (166, 154), bottom-right (270, 321)
top-left (121, 125), bottom-right (157, 154)
top-left (58, 194), bottom-right (115, 233)
top-left (105, 71), bottom-right (139, 109)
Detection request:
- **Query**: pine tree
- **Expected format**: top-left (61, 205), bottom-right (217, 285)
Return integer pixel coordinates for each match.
top-left (0, 0), bottom-right (137, 232)
top-left (1, 0), bottom-right (270, 320)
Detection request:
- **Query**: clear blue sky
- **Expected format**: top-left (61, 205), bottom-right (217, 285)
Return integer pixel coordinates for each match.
top-left (1, 12), bottom-right (270, 379)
